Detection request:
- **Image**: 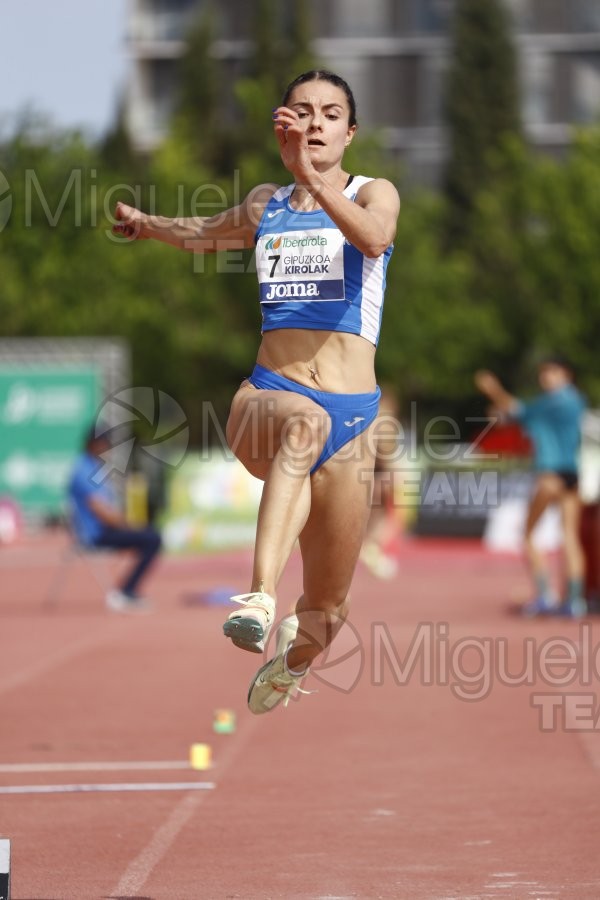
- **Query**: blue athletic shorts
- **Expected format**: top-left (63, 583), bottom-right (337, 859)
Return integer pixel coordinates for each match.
top-left (247, 363), bottom-right (381, 473)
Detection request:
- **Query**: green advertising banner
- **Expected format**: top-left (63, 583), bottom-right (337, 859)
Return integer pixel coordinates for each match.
top-left (0, 367), bottom-right (100, 517)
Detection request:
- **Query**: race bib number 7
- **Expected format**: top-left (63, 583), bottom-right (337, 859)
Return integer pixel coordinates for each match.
top-left (256, 229), bottom-right (346, 302)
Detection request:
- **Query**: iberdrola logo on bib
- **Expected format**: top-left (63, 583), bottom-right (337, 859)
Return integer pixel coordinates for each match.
top-left (281, 234), bottom-right (327, 248)
top-left (264, 234), bottom-right (327, 252)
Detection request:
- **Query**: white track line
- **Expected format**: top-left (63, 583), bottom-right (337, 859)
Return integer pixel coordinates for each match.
top-left (0, 782), bottom-right (215, 795)
top-left (111, 790), bottom-right (208, 895)
top-left (0, 760), bottom-right (191, 774)
top-left (110, 714), bottom-right (260, 897)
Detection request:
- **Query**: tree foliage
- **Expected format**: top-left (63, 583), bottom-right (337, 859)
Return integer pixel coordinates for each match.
top-left (468, 130), bottom-right (600, 399)
top-left (174, 10), bottom-right (221, 170)
top-left (443, 0), bottom-right (522, 244)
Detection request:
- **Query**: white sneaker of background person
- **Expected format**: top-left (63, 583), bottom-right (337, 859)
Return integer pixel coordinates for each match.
top-left (105, 589), bottom-right (151, 613)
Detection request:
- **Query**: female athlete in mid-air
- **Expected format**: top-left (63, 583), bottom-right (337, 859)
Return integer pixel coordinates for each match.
top-left (114, 70), bottom-right (400, 713)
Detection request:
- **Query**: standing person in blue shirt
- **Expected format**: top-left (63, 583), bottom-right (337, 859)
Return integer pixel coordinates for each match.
top-left (113, 70), bottom-right (400, 712)
top-left (68, 426), bottom-right (162, 612)
top-left (475, 357), bottom-right (587, 617)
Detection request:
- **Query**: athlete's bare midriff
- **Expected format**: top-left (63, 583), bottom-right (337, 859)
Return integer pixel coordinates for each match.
top-left (256, 328), bottom-right (377, 393)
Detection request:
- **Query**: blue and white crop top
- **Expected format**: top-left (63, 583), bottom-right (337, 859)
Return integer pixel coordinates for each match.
top-left (254, 175), bottom-right (393, 346)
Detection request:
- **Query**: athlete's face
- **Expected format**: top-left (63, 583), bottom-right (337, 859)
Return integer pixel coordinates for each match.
top-left (538, 363), bottom-right (571, 391)
top-left (286, 80), bottom-right (356, 163)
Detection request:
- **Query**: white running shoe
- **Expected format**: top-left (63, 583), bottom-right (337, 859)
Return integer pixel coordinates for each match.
top-left (247, 615), bottom-right (311, 715)
top-left (273, 613), bottom-right (299, 655)
top-left (223, 591), bottom-right (276, 653)
top-left (105, 589), bottom-right (150, 613)
top-left (247, 652), bottom-right (311, 715)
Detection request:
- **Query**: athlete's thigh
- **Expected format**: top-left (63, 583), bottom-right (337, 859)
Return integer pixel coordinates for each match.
top-left (299, 429), bottom-right (375, 605)
top-left (525, 473), bottom-right (563, 535)
top-left (226, 381), bottom-right (330, 480)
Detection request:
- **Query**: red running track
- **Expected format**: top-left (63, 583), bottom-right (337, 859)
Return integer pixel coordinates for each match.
top-left (1, 531), bottom-right (600, 899)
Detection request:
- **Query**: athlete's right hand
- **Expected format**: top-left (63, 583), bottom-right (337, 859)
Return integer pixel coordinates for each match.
top-left (112, 201), bottom-right (149, 240)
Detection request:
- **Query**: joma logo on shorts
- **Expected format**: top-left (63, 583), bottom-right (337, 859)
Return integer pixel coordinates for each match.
top-left (264, 282), bottom-right (320, 300)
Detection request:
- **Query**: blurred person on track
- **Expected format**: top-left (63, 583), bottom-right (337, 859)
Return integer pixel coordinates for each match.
top-left (475, 357), bottom-right (587, 617)
top-left (68, 426), bottom-right (162, 612)
top-left (113, 69), bottom-right (400, 712)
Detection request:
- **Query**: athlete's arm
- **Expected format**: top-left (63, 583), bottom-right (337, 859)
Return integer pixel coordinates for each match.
top-left (87, 494), bottom-right (128, 529)
top-left (304, 176), bottom-right (400, 258)
top-left (273, 107), bottom-right (400, 257)
top-left (474, 370), bottom-right (519, 415)
top-left (113, 182), bottom-right (278, 252)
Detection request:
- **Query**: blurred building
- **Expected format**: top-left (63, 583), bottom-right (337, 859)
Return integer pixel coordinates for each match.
top-left (125, 0), bottom-right (600, 183)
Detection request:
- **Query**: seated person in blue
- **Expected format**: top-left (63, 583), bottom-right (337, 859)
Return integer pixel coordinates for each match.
top-left (475, 356), bottom-right (587, 617)
top-left (68, 426), bottom-right (162, 611)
